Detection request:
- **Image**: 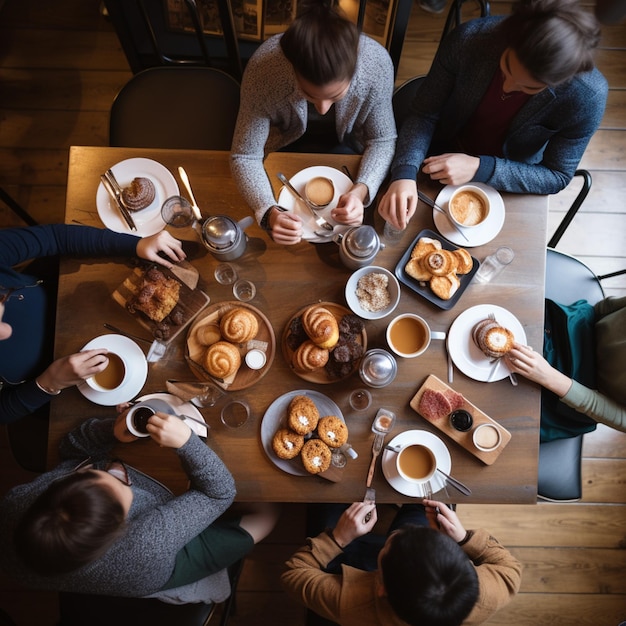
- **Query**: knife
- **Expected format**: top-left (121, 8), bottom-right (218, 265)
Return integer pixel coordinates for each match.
top-left (100, 174), bottom-right (137, 232)
top-left (417, 190), bottom-right (469, 243)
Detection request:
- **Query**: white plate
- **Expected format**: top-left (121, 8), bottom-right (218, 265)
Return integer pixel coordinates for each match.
top-left (433, 183), bottom-right (505, 247)
top-left (135, 392), bottom-right (208, 438)
top-left (277, 166), bottom-right (353, 243)
top-left (381, 430), bottom-right (451, 498)
top-left (260, 390), bottom-right (344, 476)
top-left (447, 304), bottom-right (527, 382)
top-left (78, 334), bottom-right (148, 406)
top-left (96, 158), bottom-right (179, 236)
top-left (345, 265), bottom-right (400, 320)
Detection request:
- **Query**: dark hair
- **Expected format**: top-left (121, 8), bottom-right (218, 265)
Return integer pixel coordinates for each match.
top-left (501, 0), bottom-right (601, 85)
top-left (380, 526), bottom-right (479, 626)
top-left (279, 0), bottom-right (359, 85)
top-left (14, 471), bottom-right (127, 576)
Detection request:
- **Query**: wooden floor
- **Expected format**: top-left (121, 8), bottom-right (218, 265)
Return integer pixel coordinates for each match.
top-left (0, 1), bottom-right (625, 624)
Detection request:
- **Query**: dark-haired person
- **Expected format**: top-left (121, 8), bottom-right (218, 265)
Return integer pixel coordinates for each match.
top-left (379, 0), bottom-right (608, 231)
top-left (0, 224), bottom-right (185, 425)
top-left (282, 500), bottom-right (521, 625)
top-left (230, 0), bottom-right (396, 245)
top-left (0, 408), bottom-right (279, 602)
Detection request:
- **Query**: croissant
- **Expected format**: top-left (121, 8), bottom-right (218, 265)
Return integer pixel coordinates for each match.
top-left (292, 340), bottom-right (329, 373)
top-left (302, 305), bottom-right (339, 349)
top-left (220, 307), bottom-right (259, 343)
top-left (203, 341), bottom-right (241, 378)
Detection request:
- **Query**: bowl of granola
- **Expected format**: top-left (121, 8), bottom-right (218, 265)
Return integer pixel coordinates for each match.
top-left (345, 266), bottom-right (400, 320)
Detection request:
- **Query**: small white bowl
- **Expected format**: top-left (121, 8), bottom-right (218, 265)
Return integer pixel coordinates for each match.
top-left (345, 266), bottom-right (401, 320)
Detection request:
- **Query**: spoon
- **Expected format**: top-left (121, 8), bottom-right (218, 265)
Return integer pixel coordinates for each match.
top-left (178, 167), bottom-right (202, 220)
top-left (276, 172), bottom-right (334, 233)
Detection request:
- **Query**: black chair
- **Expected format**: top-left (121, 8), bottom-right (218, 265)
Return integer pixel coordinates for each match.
top-left (109, 66), bottom-right (240, 151)
top-left (441, 0), bottom-right (490, 43)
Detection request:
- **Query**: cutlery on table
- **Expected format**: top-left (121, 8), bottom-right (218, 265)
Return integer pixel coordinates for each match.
top-left (417, 190), bottom-right (469, 243)
top-left (100, 174), bottom-right (137, 232)
top-left (446, 342), bottom-right (454, 383)
top-left (485, 312), bottom-right (518, 386)
top-left (276, 172), bottom-right (334, 235)
top-left (436, 467), bottom-right (472, 496)
top-left (103, 323), bottom-right (152, 345)
top-left (178, 166), bottom-right (203, 220)
top-left (363, 432), bottom-right (385, 522)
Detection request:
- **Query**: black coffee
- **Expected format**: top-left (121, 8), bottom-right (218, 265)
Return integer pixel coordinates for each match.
top-left (450, 410), bottom-right (473, 432)
top-left (132, 407), bottom-right (154, 433)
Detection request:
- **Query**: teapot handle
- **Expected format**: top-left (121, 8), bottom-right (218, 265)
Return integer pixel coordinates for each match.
top-left (237, 216), bottom-right (254, 231)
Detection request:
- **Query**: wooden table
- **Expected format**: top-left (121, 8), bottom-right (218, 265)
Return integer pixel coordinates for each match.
top-left (49, 146), bottom-right (547, 504)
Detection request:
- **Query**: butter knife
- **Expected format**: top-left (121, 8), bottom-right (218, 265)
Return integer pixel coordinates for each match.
top-left (100, 174), bottom-right (137, 232)
top-left (417, 190), bottom-right (469, 243)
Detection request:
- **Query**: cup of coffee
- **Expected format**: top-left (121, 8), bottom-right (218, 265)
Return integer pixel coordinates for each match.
top-left (305, 176), bottom-right (335, 209)
top-left (472, 423), bottom-right (502, 452)
top-left (448, 185), bottom-right (490, 228)
top-left (126, 404), bottom-right (155, 438)
top-left (386, 313), bottom-right (445, 358)
top-left (396, 443), bottom-right (437, 483)
top-left (86, 352), bottom-right (128, 393)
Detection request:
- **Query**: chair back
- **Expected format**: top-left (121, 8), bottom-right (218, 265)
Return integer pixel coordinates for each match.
top-left (109, 67), bottom-right (241, 151)
top-left (392, 76), bottom-right (425, 131)
top-left (441, 0), bottom-right (490, 42)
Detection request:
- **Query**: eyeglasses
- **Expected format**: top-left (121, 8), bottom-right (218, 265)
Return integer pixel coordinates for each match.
top-left (72, 458), bottom-right (132, 486)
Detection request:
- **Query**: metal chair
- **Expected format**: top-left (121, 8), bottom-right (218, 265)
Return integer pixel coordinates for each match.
top-left (441, 0), bottom-right (490, 43)
top-left (109, 66), bottom-right (240, 151)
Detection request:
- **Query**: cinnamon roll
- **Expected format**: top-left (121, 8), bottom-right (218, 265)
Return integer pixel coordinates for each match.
top-left (301, 305), bottom-right (339, 349)
top-left (203, 341), bottom-right (241, 378)
top-left (220, 307), bottom-right (259, 343)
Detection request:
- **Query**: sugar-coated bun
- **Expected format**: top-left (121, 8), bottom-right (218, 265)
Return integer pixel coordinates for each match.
top-left (272, 428), bottom-right (304, 459)
top-left (302, 305), bottom-right (339, 349)
top-left (317, 415), bottom-right (348, 448)
top-left (292, 340), bottom-right (329, 373)
top-left (203, 341), bottom-right (241, 378)
top-left (288, 395), bottom-right (320, 435)
top-left (220, 307), bottom-right (259, 343)
top-left (301, 439), bottom-right (331, 474)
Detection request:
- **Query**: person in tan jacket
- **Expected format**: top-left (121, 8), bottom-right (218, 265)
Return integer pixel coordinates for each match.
top-left (282, 500), bottom-right (521, 625)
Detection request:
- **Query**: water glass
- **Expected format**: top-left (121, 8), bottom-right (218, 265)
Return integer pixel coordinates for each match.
top-left (349, 389), bottom-right (372, 411)
top-left (233, 278), bottom-right (256, 302)
top-left (474, 246), bottom-right (514, 283)
top-left (214, 263), bottom-right (238, 285)
top-left (383, 220), bottom-right (405, 243)
top-left (221, 399), bottom-right (250, 429)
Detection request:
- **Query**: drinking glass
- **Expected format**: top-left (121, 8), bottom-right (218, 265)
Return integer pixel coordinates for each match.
top-left (383, 220), bottom-right (405, 243)
top-left (221, 399), bottom-right (250, 429)
top-left (233, 279), bottom-right (256, 302)
top-left (474, 246), bottom-right (514, 283)
top-left (349, 389), bottom-right (372, 411)
top-left (214, 263), bottom-right (238, 285)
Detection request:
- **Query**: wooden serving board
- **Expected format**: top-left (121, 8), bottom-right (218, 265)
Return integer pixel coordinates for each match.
top-left (409, 374), bottom-right (511, 465)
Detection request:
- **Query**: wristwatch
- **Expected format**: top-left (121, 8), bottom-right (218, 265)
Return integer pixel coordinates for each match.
top-left (260, 206), bottom-right (279, 232)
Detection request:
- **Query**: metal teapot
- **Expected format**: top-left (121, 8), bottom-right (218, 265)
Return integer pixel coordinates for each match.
top-left (334, 225), bottom-right (385, 270)
top-left (200, 215), bottom-right (254, 261)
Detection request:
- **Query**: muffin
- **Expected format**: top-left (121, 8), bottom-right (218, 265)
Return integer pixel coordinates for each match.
top-left (287, 395), bottom-right (320, 435)
top-left (317, 415), bottom-right (348, 448)
top-left (272, 428), bottom-right (304, 460)
top-left (301, 439), bottom-right (332, 474)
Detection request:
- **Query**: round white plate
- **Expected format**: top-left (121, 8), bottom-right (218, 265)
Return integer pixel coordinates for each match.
top-left (260, 390), bottom-right (344, 476)
top-left (447, 303), bottom-right (527, 382)
top-left (277, 166), bottom-right (353, 243)
top-left (433, 183), bottom-right (505, 247)
top-left (96, 157), bottom-right (179, 236)
top-left (381, 430), bottom-right (451, 498)
top-left (78, 334), bottom-right (148, 406)
top-left (135, 392), bottom-right (207, 438)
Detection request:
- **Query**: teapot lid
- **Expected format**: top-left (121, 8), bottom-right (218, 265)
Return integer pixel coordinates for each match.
top-left (344, 226), bottom-right (379, 258)
top-left (202, 215), bottom-right (238, 250)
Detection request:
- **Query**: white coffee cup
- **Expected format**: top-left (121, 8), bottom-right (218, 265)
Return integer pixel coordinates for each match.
top-left (85, 351), bottom-right (128, 393)
top-left (448, 185), bottom-right (490, 228)
top-left (395, 443), bottom-right (437, 483)
top-left (125, 403), bottom-right (155, 438)
top-left (386, 313), bottom-right (446, 358)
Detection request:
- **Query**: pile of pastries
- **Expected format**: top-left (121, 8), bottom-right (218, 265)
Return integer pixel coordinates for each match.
top-left (405, 236), bottom-right (473, 300)
top-left (272, 395), bottom-right (348, 474)
top-left (197, 307), bottom-right (259, 379)
top-left (286, 304), bottom-right (364, 379)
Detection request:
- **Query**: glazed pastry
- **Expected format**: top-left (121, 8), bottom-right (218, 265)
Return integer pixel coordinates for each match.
top-left (424, 250), bottom-right (454, 276)
top-left (121, 177), bottom-right (156, 211)
top-left (127, 267), bottom-right (180, 322)
top-left (302, 305), bottom-right (339, 349)
top-left (452, 248), bottom-right (473, 274)
top-left (410, 236), bottom-right (441, 259)
top-left (196, 323), bottom-right (221, 346)
top-left (272, 428), bottom-right (304, 459)
top-left (288, 394), bottom-right (320, 435)
top-left (203, 340), bottom-right (241, 378)
top-left (292, 340), bottom-right (329, 373)
top-left (300, 439), bottom-right (332, 474)
top-left (430, 274), bottom-right (460, 300)
top-left (220, 307), bottom-right (259, 343)
top-left (317, 415), bottom-right (348, 448)
top-left (472, 318), bottom-right (515, 358)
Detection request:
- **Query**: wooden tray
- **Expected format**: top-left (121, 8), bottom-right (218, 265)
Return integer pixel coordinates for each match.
top-left (186, 301), bottom-right (276, 391)
top-left (409, 374), bottom-right (511, 465)
top-left (281, 302), bottom-right (367, 384)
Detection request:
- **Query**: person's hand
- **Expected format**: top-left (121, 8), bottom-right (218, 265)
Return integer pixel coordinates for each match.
top-left (332, 183), bottom-right (367, 225)
top-left (136, 231), bottom-right (186, 269)
top-left (505, 342), bottom-right (573, 397)
top-left (421, 153), bottom-right (480, 186)
top-left (331, 502), bottom-right (377, 548)
top-left (377, 179), bottom-right (418, 230)
top-left (36, 349), bottom-right (111, 392)
top-left (146, 412), bottom-right (192, 449)
top-left (269, 209), bottom-right (303, 245)
top-left (423, 499), bottom-right (467, 542)
top-left (113, 408), bottom-right (137, 443)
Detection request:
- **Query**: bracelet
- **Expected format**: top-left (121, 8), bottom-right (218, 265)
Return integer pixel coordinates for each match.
top-left (35, 379), bottom-right (61, 396)
top-left (457, 530), bottom-right (473, 546)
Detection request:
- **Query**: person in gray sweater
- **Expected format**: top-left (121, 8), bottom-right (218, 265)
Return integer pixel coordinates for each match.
top-left (230, 0), bottom-right (396, 245)
top-left (0, 410), bottom-right (279, 603)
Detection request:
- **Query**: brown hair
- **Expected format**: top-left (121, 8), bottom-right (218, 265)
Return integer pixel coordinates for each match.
top-left (14, 471), bottom-right (127, 576)
top-left (502, 0), bottom-right (601, 85)
top-left (279, 0), bottom-right (359, 85)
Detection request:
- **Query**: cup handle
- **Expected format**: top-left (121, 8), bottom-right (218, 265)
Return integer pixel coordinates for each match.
top-left (431, 331), bottom-right (447, 341)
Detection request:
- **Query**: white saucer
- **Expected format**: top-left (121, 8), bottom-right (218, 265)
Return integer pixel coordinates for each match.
top-left (135, 392), bottom-right (208, 438)
top-left (447, 303), bottom-right (527, 382)
top-left (381, 430), bottom-right (451, 498)
top-left (96, 157), bottom-right (179, 236)
top-left (433, 183), bottom-right (505, 247)
top-left (277, 166), bottom-right (353, 243)
top-left (78, 334), bottom-right (148, 406)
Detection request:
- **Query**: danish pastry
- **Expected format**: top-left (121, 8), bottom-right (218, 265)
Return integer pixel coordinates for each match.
top-left (292, 340), bottom-right (329, 373)
top-left (288, 395), bottom-right (320, 435)
top-left (472, 318), bottom-right (514, 358)
top-left (121, 177), bottom-right (156, 211)
top-left (424, 250), bottom-right (454, 276)
top-left (405, 257), bottom-right (432, 282)
top-left (127, 267), bottom-right (180, 323)
top-left (272, 428), bottom-right (304, 459)
top-left (301, 439), bottom-right (332, 474)
top-left (430, 274), bottom-right (460, 300)
top-left (317, 415), bottom-right (348, 448)
top-left (302, 305), bottom-right (339, 349)
top-left (203, 340), bottom-right (241, 378)
top-left (220, 307), bottom-right (259, 343)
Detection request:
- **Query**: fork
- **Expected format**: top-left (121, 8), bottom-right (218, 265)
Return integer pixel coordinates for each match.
top-left (486, 312), bottom-right (518, 386)
top-left (363, 486), bottom-right (376, 523)
top-left (277, 172), bottom-right (334, 234)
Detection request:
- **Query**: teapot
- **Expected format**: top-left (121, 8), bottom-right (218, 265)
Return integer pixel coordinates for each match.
top-left (200, 215), bottom-right (254, 261)
top-left (334, 225), bottom-right (385, 270)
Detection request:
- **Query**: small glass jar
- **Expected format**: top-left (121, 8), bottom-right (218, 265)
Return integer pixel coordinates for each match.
top-left (450, 410), bottom-right (473, 432)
